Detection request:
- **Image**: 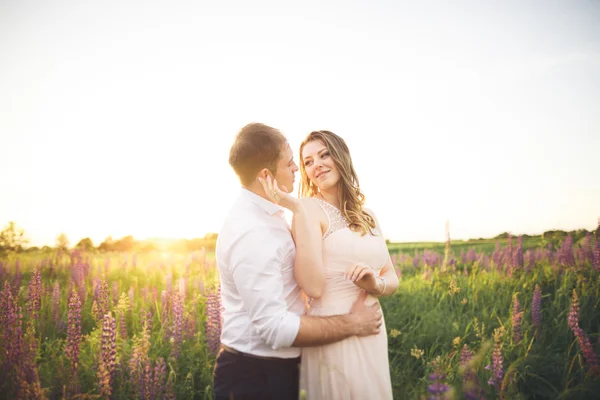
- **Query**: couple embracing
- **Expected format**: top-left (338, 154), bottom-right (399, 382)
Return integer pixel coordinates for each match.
top-left (214, 123), bottom-right (399, 400)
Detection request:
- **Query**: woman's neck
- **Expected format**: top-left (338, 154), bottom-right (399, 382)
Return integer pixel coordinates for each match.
top-left (317, 188), bottom-right (340, 209)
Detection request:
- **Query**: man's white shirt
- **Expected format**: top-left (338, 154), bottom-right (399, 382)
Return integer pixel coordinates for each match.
top-left (216, 188), bottom-right (305, 358)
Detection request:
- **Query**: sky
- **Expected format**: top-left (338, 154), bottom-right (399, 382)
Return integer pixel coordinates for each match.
top-left (1, 0), bottom-right (599, 247)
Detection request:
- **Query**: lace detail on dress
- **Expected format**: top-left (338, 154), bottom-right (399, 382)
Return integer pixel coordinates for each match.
top-left (313, 198), bottom-right (348, 240)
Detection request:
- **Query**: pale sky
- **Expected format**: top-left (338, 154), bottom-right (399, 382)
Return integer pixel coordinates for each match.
top-left (1, 0), bottom-right (599, 247)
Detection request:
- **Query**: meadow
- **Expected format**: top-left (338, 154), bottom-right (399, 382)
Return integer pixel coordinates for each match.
top-left (1, 232), bottom-right (599, 400)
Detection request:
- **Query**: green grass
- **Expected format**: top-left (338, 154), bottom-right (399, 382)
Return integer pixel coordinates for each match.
top-left (1, 244), bottom-right (599, 399)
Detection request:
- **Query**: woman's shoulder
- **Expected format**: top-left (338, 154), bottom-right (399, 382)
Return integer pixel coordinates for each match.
top-left (298, 196), bottom-right (328, 219)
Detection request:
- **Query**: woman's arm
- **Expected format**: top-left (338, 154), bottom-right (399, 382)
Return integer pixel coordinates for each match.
top-left (291, 197), bottom-right (326, 298)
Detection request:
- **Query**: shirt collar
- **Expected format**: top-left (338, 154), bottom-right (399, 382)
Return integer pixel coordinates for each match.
top-left (240, 188), bottom-right (285, 217)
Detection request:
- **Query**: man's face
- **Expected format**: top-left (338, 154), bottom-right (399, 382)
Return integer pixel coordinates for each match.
top-left (274, 143), bottom-right (298, 193)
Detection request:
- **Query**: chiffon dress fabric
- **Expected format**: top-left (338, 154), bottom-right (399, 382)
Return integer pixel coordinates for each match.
top-left (299, 198), bottom-right (393, 400)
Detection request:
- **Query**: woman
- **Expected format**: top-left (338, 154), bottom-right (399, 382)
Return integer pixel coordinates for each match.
top-left (261, 130), bottom-right (398, 399)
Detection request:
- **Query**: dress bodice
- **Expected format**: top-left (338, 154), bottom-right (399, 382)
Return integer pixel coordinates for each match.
top-left (310, 198), bottom-right (390, 313)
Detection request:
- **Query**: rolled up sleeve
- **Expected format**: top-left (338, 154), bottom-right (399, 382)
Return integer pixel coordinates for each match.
top-left (229, 229), bottom-right (300, 349)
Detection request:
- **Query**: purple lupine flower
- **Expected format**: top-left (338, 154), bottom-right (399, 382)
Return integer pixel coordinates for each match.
top-left (558, 236), bottom-right (576, 268)
top-left (12, 260), bottom-right (22, 296)
top-left (466, 248), bottom-right (477, 264)
top-left (568, 289), bottom-right (580, 332)
top-left (52, 281), bottom-right (61, 327)
top-left (112, 281), bottom-right (119, 305)
top-left (531, 284), bottom-right (542, 333)
top-left (568, 289), bottom-right (600, 376)
top-left (152, 357), bottom-right (167, 400)
top-left (171, 291), bottom-right (183, 359)
top-left (119, 311), bottom-right (128, 340)
top-left (146, 309), bottom-right (154, 333)
top-left (413, 250), bottom-right (420, 269)
top-left (513, 236), bottom-right (524, 270)
top-left (205, 285), bottom-right (223, 356)
top-left (492, 242), bottom-right (502, 268)
top-left (178, 277), bottom-right (186, 302)
top-left (1, 282), bottom-right (23, 384)
top-left (165, 273), bottom-right (173, 294)
top-left (461, 344), bottom-right (484, 400)
top-left (152, 286), bottom-right (159, 304)
top-left (128, 286), bottom-right (135, 310)
top-left (525, 249), bottom-right (535, 272)
top-left (186, 311), bottom-right (197, 341)
top-left (93, 279), bottom-right (110, 323)
top-left (488, 331), bottom-right (504, 390)
top-left (576, 329), bottom-right (600, 376)
top-left (427, 372), bottom-right (449, 400)
top-left (512, 295), bottom-right (523, 344)
top-left (98, 312), bottom-right (117, 397)
top-left (27, 266), bottom-right (42, 319)
top-left (142, 359), bottom-right (153, 400)
top-left (593, 234), bottom-right (600, 272)
top-left (505, 234), bottom-right (513, 271)
top-left (65, 289), bottom-right (82, 396)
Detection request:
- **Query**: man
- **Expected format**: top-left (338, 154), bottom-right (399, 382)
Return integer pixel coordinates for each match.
top-left (214, 123), bottom-right (383, 400)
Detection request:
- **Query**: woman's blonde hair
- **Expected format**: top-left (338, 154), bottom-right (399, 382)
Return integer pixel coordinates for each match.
top-left (298, 130), bottom-right (376, 236)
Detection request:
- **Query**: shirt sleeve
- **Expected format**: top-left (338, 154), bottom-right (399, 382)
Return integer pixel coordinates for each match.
top-left (229, 226), bottom-right (300, 349)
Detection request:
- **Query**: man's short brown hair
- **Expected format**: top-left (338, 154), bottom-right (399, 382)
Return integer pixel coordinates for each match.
top-left (229, 123), bottom-right (287, 186)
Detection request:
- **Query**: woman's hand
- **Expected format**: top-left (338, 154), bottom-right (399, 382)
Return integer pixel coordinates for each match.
top-left (258, 175), bottom-right (300, 213)
top-left (346, 263), bottom-right (381, 294)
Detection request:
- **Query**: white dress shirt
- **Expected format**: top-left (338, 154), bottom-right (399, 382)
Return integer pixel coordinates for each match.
top-left (216, 188), bottom-right (305, 358)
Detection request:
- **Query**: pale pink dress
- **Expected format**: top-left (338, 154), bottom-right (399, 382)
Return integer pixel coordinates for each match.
top-left (299, 198), bottom-right (393, 400)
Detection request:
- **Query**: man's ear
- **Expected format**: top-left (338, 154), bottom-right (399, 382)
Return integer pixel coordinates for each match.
top-left (258, 168), bottom-right (273, 180)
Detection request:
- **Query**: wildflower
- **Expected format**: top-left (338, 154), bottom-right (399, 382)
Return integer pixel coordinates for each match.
top-left (427, 371), bottom-right (449, 400)
top-left (65, 289), bottom-right (82, 396)
top-left (452, 336), bottom-right (461, 347)
top-left (462, 298), bottom-right (468, 305)
top-left (531, 285), bottom-right (542, 333)
top-left (411, 345), bottom-right (425, 360)
top-left (448, 279), bottom-right (460, 296)
top-left (512, 295), bottom-right (523, 344)
top-left (390, 329), bottom-right (402, 338)
top-left (568, 289), bottom-right (600, 376)
top-left (98, 312), bottom-right (117, 397)
top-left (171, 291), bottom-right (184, 359)
top-left (488, 327), bottom-right (505, 389)
top-left (205, 286), bottom-right (223, 355)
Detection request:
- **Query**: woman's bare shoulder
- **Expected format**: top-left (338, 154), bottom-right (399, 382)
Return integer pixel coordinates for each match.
top-left (298, 197), bottom-right (327, 221)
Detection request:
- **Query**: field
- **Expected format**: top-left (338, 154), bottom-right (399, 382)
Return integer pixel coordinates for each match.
top-left (1, 233), bottom-right (599, 399)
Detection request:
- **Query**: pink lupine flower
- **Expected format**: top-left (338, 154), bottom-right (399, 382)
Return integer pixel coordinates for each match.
top-left (512, 295), bottom-right (523, 344)
top-left (65, 289), bottom-right (82, 396)
top-left (531, 284), bottom-right (542, 333)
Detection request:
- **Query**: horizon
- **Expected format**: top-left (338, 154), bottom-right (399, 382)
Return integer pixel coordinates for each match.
top-left (1, 0), bottom-right (599, 248)
top-left (7, 220), bottom-right (598, 249)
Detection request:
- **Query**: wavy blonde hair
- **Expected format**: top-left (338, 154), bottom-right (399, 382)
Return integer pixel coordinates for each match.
top-left (298, 130), bottom-right (376, 236)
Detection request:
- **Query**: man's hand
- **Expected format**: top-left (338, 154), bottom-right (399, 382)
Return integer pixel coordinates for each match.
top-left (258, 175), bottom-right (301, 213)
top-left (348, 290), bottom-right (382, 337)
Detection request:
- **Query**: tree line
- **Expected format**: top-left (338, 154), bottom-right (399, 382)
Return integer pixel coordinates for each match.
top-left (0, 221), bottom-right (218, 255)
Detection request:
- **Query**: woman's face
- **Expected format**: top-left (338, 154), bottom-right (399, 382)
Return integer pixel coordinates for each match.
top-left (301, 140), bottom-right (340, 193)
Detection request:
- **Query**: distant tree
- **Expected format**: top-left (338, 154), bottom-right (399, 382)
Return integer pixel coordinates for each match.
top-left (98, 236), bottom-right (114, 252)
top-left (0, 221), bottom-right (29, 253)
top-left (494, 232), bottom-right (510, 239)
top-left (203, 232), bottom-right (218, 251)
top-left (75, 237), bottom-right (94, 251)
top-left (56, 233), bottom-right (70, 252)
top-left (113, 236), bottom-right (135, 252)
